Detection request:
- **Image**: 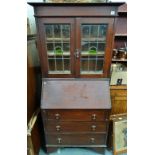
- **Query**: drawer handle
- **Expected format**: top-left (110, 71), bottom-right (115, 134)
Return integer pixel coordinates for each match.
top-left (56, 125), bottom-right (61, 131)
top-left (55, 113), bottom-right (60, 120)
top-left (91, 125), bottom-right (96, 131)
top-left (106, 118), bottom-right (109, 121)
top-left (92, 114), bottom-right (96, 120)
top-left (57, 138), bottom-right (62, 144)
top-left (90, 138), bottom-right (95, 143)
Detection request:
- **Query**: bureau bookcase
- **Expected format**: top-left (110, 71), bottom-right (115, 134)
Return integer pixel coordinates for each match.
top-left (29, 2), bottom-right (124, 154)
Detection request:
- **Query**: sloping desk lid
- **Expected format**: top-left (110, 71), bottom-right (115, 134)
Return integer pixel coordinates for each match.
top-left (41, 78), bottom-right (111, 109)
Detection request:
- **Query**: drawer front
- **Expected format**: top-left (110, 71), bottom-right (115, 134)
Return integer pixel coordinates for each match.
top-left (44, 121), bottom-right (108, 133)
top-left (45, 133), bottom-right (107, 145)
top-left (42, 109), bottom-right (110, 121)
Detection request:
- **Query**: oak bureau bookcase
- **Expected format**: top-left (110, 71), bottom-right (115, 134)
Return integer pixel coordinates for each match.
top-left (28, 2), bottom-right (124, 154)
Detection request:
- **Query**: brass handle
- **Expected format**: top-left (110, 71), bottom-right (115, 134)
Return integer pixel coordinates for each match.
top-left (56, 125), bottom-right (61, 131)
top-left (90, 138), bottom-right (95, 143)
top-left (91, 125), bottom-right (96, 131)
top-left (57, 138), bottom-right (62, 144)
top-left (75, 49), bottom-right (80, 58)
top-left (92, 114), bottom-right (96, 120)
top-left (55, 113), bottom-right (60, 120)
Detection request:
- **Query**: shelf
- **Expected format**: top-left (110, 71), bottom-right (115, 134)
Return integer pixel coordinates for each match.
top-left (118, 3), bottom-right (127, 14)
top-left (110, 85), bottom-right (127, 90)
top-left (112, 59), bottom-right (127, 62)
top-left (115, 34), bottom-right (127, 37)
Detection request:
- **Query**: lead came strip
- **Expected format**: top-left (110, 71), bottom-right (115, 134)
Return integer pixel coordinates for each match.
top-left (53, 25), bottom-right (57, 71)
top-left (95, 25), bottom-right (100, 72)
top-left (61, 25), bottom-right (65, 72)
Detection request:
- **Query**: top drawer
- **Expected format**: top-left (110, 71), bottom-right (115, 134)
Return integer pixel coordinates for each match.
top-left (42, 109), bottom-right (110, 121)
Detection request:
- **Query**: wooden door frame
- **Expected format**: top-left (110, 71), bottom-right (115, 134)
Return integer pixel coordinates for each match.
top-left (36, 17), bottom-right (76, 78)
top-left (75, 17), bottom-right (114, 78)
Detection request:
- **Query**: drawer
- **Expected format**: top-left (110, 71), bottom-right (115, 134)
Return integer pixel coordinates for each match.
top-left (42, 109), bottom-right (110, 121)
top-left (44, 121), bottom-right (108, 133)
top-left (45, 133), bottom-right (107, 145)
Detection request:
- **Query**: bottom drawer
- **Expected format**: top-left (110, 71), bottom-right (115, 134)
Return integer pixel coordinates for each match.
top-left (45, 133), bottom-right (107, 146)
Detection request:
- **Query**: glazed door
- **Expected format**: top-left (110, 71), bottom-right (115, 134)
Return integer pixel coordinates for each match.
top-left (37, 18), bottom-right (75, 77)
top-left (75, 18), bottom-right (114, 78)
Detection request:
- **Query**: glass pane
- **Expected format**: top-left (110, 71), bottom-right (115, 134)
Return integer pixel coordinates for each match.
top-left (82, 25), bottom-right (90, 38)
top-left (54, 25), bottom-right (61, 38)
top-left (45, 24), bottom-right (71, 74)
top-left (64, 58), bottom-right (70, 71)
top-left (46, 25), bottom-right (53, 38)
top-left (89, 59), bottom-right (96, 71)
top-left (63, 43), bottom-right (70, 52)
top-left (81, 24), bottom-right (107, 74)
top-left (96, 59), bottom-right (103, 71)
top-left (48, 59), bottom-right (55, 71)
top-left (62, 25), bottom-right (70, 38)
top-left (98, 43), bottom-right (106, 51)
top-left (81, 59), bottom-right (88, 72)
top-left (99, 25), bottom-right (107, 38)
top-left (91, 25), bottom-right (98, 38)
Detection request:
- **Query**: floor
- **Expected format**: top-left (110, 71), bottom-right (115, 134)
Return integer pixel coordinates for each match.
top-left (39, 148), bottom-right (127, 155)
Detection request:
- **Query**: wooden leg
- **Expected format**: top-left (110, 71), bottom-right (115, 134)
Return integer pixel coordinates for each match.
top-left (46, 147), bottom-right (58, 154)
top-left (92, 147), bottom-right (105, 154)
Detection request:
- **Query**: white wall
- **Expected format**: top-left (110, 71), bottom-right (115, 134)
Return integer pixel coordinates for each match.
top-left (27, 0), bottom-right (43, 34)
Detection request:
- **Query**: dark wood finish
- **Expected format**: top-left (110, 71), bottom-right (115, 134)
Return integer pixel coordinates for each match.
top-left (43, 121), bottom-right (108, 133)
top-left (41, 78), bottom-right (111, 109)
top-left (41, 108), bottom-right (110, 153)
top-left (118, 3), bottom-right (127, 14)
top-left (76, 18), bottom-right (114, 78)
top-left (28, 3), bottom-right (124, 154)
top-left (114, 36), bottom-right (127, 49)
top-left (113, 3), bottom-right (127, 50)
top-left (42, 109), bottom-right (110, 121)
top-left (45, 133), bottom-right (107, 145)
top-left (28, 2), bottom-right (123, 78)
top-left (28, 2), bottom-right (125, 18)
top-left (27, 38), bottom-right (41, 155)
top-left (115, 17), bottom-right (127, 36)
top-left (33, 6), bottom-right (118, 17)
top-left (36, 18), bottom-right (75, 78)
top-left (40, 78), bottom-right (111, 153)
top-left (27, 39), bottom-right (40, 122)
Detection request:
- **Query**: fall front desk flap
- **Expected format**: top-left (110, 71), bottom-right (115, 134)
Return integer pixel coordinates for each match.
top-left (41, 78), bottom-right (111, 109)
